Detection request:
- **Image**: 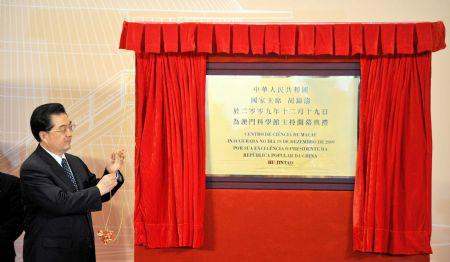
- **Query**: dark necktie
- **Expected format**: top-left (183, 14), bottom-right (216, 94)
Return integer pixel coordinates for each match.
top-left (61, 158), bottom-right (79, 191)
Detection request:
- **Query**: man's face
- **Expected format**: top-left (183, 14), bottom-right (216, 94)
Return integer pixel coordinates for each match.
top-left (40, 113), bottom-right (73, 155)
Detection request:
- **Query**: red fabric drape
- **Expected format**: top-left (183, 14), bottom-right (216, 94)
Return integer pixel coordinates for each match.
top-left (134, 53), bottom-right (206, 248)
top-left (120, 21), bottom-right (446, 253)
top-left (120, 22), bottom-right (446, 56)
top-left (354, 53), bottom-right (432, 254)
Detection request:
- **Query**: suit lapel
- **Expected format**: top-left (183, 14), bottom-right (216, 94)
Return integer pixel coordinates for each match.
top-left (36, 145), bottom-right (77, 192)
top-left (0, 174), bottom-right (4, 198)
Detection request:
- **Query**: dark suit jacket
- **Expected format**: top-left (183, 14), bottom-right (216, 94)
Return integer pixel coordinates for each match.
top-left (0, 172), bottom-right (24, 262)
top-left (20, 145), bottom-right (124, 262)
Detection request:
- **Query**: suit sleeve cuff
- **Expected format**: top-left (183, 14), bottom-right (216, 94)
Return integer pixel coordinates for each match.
top-left (89, 186), bottom-right (102, 212)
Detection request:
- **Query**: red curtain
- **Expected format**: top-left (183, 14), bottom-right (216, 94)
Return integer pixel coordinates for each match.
top-left (120, 22), bottom-right (446, 253)
top-left (120, 22), bottom-right (446, 56)
top-left (134, 53), bottom-right (206, 248)
top-left (354, 53), bottom-right (432, 254)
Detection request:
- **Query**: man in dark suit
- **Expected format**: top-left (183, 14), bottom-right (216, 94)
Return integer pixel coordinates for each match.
top-left (0, 172), bottom-right (24, 262)
top-left (20, 103), bottom-right (125, 262)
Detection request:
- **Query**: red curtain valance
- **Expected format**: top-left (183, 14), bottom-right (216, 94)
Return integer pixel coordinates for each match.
top-left (120, 21), bottom-right (446, 56)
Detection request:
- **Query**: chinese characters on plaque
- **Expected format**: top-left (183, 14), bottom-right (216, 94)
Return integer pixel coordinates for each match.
top-left (206, 76), bottom-right (359, 177)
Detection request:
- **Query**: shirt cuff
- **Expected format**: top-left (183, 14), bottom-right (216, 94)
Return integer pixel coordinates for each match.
top-left (115, 171), bottom-right (123, 183)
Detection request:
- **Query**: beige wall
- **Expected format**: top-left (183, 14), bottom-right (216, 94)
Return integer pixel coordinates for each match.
top-left (1, 1), bottom-right (448, 261)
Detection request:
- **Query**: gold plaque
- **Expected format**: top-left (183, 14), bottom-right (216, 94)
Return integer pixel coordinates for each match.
top-left (206, 75), bottom-right (359, 177)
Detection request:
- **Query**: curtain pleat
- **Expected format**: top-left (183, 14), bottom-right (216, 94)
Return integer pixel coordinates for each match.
top-left (354, 53), bottom-right (432, 254)
top-left (134, 53), bottom-right (206, 248)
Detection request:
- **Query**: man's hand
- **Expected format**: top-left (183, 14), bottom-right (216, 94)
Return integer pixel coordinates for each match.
top-left (106, 149), bottom-right (125, 174)
top-left (96, 174), bottom-right (118, 196)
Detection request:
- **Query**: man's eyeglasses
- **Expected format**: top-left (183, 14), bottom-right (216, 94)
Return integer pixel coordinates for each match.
top-left (48, 124), bottom-right (76, 133)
